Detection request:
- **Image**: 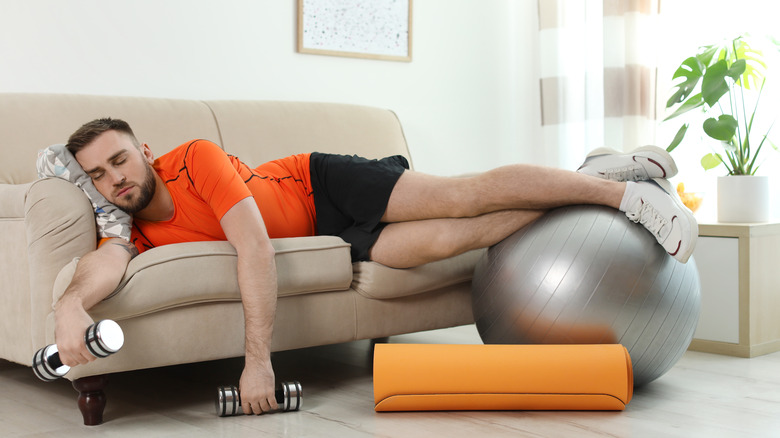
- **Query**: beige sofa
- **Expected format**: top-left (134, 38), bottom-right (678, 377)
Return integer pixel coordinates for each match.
top-left (0, 93), bottom-right (479, 425)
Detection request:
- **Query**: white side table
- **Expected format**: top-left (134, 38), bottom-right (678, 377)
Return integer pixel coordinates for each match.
top-left (689, 221), bottom-right (780, 357)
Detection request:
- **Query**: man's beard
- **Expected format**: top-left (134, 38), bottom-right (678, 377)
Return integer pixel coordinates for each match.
top-left (117, 164), bottom-right (156, 214)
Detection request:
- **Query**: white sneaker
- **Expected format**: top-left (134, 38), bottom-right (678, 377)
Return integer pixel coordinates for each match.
top-left (578, 145), bottom-right (678, 181)
top-left (620, 179), bottom-right (698, 263)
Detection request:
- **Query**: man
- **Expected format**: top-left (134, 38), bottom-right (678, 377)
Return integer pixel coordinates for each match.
top-left (55, 118), bottom-right (696, 415)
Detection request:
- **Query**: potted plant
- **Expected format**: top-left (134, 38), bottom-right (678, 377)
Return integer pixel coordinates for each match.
top-left (664, 34), bottom-right (778, 222)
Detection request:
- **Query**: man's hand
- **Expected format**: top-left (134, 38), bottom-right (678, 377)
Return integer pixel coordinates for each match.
top-left (54, 297), bottom-right (96, 367)
top-left (52, 238), bottom-right (135, 367)
top-left (239, 358), bottom-right (278, 414)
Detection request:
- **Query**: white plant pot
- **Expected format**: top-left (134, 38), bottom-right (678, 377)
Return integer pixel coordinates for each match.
top-left (717, 175), bottom-right (770, 223)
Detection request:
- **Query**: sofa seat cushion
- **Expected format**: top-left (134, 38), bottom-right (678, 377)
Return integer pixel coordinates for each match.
top-left (351, 249), bottom-right (484, 300)
top-left (54, 236), bottom-right (352, 321)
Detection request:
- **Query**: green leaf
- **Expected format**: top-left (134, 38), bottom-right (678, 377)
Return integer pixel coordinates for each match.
top-left (733, 38), bottom-right (767, 89)
top-left (703, 115), bottom-right (738, 141)
top-left (696, 44), bottom-right (720, 66)
top-left (701, 59), bottom-right (730, 107)
top-left (701, 153), bottom-right (722, 170)
top-left (667, 57), bottom-right (704, 108)
top-left (667, 124), bottom-right (689, 152)
top-left (726, 59), bottom-right (747, 82)
top-left (664, 93), bottom-right (704, 121)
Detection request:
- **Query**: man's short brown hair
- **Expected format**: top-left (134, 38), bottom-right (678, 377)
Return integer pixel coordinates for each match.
top-left (66, 118), bottom-right (140, 156)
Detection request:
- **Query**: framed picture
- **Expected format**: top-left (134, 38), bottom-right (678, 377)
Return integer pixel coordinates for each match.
top-left (297, 0), bottom-right (412, 62)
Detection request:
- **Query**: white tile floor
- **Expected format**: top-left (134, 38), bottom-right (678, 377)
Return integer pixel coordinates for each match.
top-left (2, 324), bottom-right (779, 437)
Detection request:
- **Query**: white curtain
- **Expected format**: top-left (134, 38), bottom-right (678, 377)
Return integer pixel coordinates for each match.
top-left (537, 0), bottom-right (660, 170)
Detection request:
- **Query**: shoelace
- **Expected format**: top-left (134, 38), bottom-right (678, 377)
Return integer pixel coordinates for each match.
top-left (626, 200), bottom-right (668, 239)
top-left (601, 165), bottom-right (646, 182)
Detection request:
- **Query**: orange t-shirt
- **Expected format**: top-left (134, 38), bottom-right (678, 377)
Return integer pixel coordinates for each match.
top-left (130, 140), bottom-right (316, 253)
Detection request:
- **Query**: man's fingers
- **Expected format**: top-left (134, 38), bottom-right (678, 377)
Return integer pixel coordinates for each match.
top-left (79, 351), bottom-right (97, 365)
top-left (262, 395), bottom-right (277, 413)
top-left (243, 402), bottom-right (264, 416)
top-left (267, 392), bottom-right (279, 411)
top-left (59, 345), bottom-right (97, 367)
top-left (242, 400), bottom-right (265, 416)
top-left (241, 396), bottom-right (278, 415)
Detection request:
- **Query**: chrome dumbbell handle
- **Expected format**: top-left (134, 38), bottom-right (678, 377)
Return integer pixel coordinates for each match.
top-left (216, 381), bottom-right (303, 416)
top-left (32, 320), bottom-right (124, 382)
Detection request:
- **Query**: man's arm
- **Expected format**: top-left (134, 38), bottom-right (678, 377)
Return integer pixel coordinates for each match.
top-left (219, 197), bottom-right (279, 415)
top-left (54, 238), bottom-right (137, 366)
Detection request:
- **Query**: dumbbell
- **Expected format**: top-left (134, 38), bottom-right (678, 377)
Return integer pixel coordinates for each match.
top-left (32, 320), bottom-right (124, 381)
top-left (216, 381), bottom-right (303, 416)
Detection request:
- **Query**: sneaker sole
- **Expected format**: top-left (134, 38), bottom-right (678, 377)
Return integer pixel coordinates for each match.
top-left (585, 145), bottom-right (678, 179)
top-left (652, 178), bottom-right (698, 263)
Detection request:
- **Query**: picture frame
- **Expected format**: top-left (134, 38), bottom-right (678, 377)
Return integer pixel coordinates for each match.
top-left (297, 0), bottom-right (412, 62)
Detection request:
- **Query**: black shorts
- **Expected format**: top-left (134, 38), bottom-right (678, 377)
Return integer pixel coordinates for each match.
top-left (309, 152), bottom-right (410, 262)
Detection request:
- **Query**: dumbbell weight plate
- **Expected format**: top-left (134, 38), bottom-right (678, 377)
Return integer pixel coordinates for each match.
top-left (32, 344), bottom-right (69, 382)
top-left (85, 320), bottom-right (124, 358)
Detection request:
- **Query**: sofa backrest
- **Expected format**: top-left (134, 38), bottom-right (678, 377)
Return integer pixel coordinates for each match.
top-left (0, 93), bottom-right (221, 184)
top-left (205, 100), bottom-right (412, 168)
top-left (0, 93), bottom-right (412, 184)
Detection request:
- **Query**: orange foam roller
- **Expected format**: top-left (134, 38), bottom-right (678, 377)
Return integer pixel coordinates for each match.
top-left (374, 344), bottom-right (633, 412)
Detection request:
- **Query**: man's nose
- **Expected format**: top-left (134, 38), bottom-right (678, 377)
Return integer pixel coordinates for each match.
top-left (108, 169), bottom-right (126, 186)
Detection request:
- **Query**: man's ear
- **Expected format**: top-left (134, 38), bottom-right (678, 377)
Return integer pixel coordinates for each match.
top-left (140, 143), bottom-right (155, 164)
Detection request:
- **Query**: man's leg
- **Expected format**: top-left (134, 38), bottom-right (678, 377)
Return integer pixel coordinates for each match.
top-left (372, 151), bottom-right (695, 266)
top-left (370, 209), bottom-right (545, 268)
top-left (371, 165), bottom-right (618, 268)
top-left (381, 165), bottom-right (626, 223)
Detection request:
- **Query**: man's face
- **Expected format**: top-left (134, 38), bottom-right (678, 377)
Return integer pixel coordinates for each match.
top-left (75, 130), bottom-right (157, 214)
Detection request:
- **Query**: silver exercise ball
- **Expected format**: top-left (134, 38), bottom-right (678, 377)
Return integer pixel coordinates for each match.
top-left (471, 205), bottom-right (701, 386)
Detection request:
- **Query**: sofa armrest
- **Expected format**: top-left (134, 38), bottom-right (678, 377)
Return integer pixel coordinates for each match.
top-left (25, 178), bottom-right (97, 349)
top-left (1, 183), bottom-right (34, 364)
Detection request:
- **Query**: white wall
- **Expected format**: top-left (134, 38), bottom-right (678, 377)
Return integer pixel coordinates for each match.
top-left (0, 0), bottom-right (543, 176)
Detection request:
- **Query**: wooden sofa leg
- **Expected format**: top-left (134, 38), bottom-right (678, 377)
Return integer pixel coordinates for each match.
top-left (72, 375), bottom-right (109, 426)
